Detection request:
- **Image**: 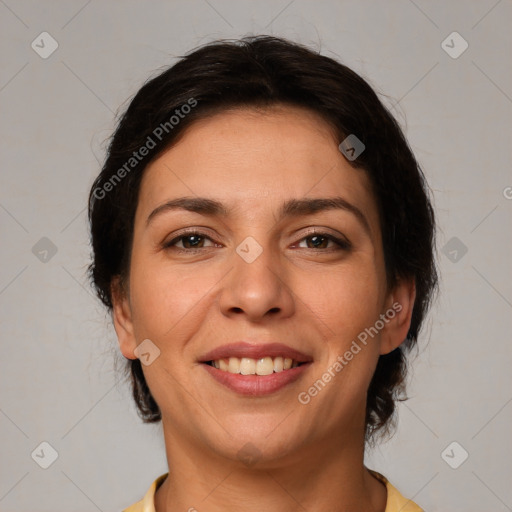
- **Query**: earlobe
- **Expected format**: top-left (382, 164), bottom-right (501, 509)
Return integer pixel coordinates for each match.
top-left (379, 277), bottom-right (416, 355)
top-left (111, 276), bottom-right (138, 360)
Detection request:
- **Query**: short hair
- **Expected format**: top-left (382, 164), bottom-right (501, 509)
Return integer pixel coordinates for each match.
top-left (88, 35), bottom-right (438, 445)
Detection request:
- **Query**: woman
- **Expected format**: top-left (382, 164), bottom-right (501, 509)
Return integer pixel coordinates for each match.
top-left (88, 35), bottom-right (437, 512)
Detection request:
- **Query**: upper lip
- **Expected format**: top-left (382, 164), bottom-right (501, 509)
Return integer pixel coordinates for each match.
top-left (199, 342), bottom-right (313, 363)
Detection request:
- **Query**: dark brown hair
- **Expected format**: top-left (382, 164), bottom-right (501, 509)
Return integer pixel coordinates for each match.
top-left (88, 35), bottom-right (437, 445)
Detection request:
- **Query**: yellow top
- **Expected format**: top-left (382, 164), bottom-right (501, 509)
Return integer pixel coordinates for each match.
top-left (123, 470), bottom-right (423, 511)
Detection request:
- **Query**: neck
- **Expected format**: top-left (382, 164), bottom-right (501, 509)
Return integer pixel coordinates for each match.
top-left (154, 415), bottom-right (386, 512)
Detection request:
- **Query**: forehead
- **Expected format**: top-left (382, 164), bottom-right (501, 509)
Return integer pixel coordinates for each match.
top-left (136, 105), bottom-right (379, 230)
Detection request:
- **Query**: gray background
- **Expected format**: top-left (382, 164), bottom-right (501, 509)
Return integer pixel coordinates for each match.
top-left (1, 1), bottom-right (511, 511)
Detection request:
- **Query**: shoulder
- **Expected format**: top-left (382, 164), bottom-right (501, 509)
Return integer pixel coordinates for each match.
top-left (369, 470), bottom-right (424, 512)
top-left (122, 473), bottom-right (168, 512)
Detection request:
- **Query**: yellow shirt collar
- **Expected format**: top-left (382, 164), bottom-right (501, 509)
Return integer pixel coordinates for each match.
top-left (123, 470), bottom-right (423, 512)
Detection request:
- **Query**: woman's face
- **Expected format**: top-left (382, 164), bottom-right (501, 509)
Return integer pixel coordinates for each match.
top-left (113, 105), bottom-right (414, 464)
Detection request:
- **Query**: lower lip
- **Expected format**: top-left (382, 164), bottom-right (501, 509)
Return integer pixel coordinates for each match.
top-left (201, 363), bottom-right (311, 396)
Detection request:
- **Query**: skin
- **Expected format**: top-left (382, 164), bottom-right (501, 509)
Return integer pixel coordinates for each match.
top-left (112, 105), bottom-right (416, 512)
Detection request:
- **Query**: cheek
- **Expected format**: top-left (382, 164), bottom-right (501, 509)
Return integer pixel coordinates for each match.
top-left (311, 262), bottom-right (384, 337)
top-left (128, 252), bottom-right (219, 340)
top-left (299, 268), bottom-right (384, 420)
top-left (304, 259), bottom-right (385, 402)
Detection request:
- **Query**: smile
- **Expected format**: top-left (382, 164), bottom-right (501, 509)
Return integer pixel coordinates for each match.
top-left (205, 356), bottom-right (304, 375)
top-left (199, 342), bottom-right (313, 395)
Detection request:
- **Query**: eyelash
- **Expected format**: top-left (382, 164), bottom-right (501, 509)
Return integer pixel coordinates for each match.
top-left (163, 229), bottom-right (351, 253)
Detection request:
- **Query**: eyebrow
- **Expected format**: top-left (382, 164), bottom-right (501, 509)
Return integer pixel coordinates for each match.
top-left (146, 196), bottom-right (371, 235)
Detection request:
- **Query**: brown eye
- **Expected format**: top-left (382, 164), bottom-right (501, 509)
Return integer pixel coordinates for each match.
top-left (296, 232), bottom-right (351, 251)
top-left (304, 234), bottom-right (330, 249)
top-left (179, 234), bottom-right (206, 249)
top-left (164, 231), bottom-right (217, 251)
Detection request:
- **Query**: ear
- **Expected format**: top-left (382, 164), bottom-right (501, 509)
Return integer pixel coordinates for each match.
top-left (379, 277), bottom-right (416, 355)
top-left (111, 276), bottom-right (137, 360)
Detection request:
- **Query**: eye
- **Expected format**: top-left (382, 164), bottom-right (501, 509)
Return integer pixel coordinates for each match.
top-left (163, 230), bottom-right (351, 253)
top-left (295, 231), bottom-right (351, 251)
top-left (163, 231), bottom-right (219, 251)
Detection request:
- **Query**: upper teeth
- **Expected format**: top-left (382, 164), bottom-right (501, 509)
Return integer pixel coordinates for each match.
top-left (211, 356), bottom-right (299, 375)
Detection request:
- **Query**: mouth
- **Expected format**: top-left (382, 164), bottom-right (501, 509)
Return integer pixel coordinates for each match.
top-left (203, 356), bottom-right (307, 375)
top-left (199, 342), bottom-right (313, 396)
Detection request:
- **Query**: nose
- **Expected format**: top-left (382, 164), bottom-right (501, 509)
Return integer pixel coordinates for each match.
top-left (218, 238), bottom-right (296, 323)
